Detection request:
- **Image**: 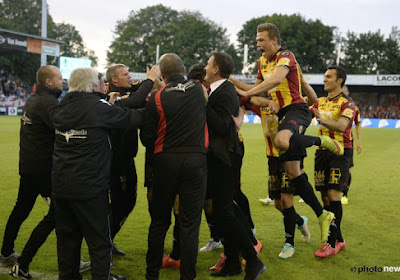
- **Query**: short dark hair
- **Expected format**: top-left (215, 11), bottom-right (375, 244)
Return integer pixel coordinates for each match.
top-left (158, 53), bottom-right (185, 81)
top-left (257, 23), bottom-right (281, 45)
top-left (187, 63), bottom-right (206, 82)
top-left (211, 52), bottom-right (234, 79)
top-left (328, 65), bottom-right (347, 87)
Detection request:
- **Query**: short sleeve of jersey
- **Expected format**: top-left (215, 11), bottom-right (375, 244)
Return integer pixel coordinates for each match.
top-left (276, 51), bottom-right (294, 70)
top-left (340, 101), bottom-right (356, 121)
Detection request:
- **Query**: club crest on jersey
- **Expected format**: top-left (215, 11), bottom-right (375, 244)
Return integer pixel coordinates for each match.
top-left (281, 51), bottom-right (290, 56)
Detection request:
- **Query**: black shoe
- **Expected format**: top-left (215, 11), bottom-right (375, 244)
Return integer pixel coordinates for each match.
top-left (210, 266), bottom-right (242, 277)
top-left (244, 259), bottom-right (267, 280)
top-left (112, 245), bottom-right (126, 256)
top-left (109, 273), bottom-right (125, 280)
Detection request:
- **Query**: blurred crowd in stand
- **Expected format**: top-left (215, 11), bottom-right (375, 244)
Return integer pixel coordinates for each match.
top-left (358, 101), bottom-right (400, 119)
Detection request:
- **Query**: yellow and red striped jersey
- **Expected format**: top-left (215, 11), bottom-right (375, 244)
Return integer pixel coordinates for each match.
top-left (312, 93), bottom-right (356, 148)
top-left (241, 98), bottom-right (279, 157)
top-left (257, 49), bottom-right (306, 110)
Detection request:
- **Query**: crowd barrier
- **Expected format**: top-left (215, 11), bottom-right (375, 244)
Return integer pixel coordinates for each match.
top-left (243, 114), bottom-right (400, 129)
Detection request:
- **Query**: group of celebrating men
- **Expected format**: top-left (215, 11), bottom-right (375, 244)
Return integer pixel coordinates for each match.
top-left (0, 22), bottom-right (361, 280)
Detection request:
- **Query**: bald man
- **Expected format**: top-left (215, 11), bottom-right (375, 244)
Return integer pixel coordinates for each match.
top-left (1, 66), bottom-right (64, 274)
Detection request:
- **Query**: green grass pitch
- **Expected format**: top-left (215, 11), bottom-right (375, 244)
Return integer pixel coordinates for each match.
top-left (0, 116), bottom-right (399, 279)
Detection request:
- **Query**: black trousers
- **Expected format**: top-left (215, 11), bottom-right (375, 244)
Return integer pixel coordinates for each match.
top-left (54, 191), bottom-right (112, 280)
top-left (146, 153), bottom-right (207, 280)
top-left (18, 202), bottom-right (55, 270)
top-left (1, 173), bottom-right (51, 256)
top-left (109, 158), bottom-right (137, 239)
top-left (207, 153), bottom-right (257, 268)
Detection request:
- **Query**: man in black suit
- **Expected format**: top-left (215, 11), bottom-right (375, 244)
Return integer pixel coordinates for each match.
top-left (204, 52), bottom-right (266, 280)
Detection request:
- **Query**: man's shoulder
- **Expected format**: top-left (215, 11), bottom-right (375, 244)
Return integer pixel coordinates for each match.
top-left (217, 80), bottom-right (235, 91)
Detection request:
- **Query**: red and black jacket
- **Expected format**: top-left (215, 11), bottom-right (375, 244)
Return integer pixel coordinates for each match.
top-left (140, 75), bottom-right (208, 155)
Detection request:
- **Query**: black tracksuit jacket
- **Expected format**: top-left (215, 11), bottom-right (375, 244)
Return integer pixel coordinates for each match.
top-left (108, 80), bottom-right (154, 160)
top-left (49, 91), bottom-right (142, 200)
top-left (140, 75), bottom-right (208, 154)
top-left (19, 84), bottom-right (62, 175)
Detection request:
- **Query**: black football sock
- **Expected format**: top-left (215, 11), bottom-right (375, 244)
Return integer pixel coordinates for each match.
top-left (289, 133), bottom-right (321, 151)
top-left (291, 174), bottom-right (323, 217)
top-left (327, 201), bottom-right (343, 247)
top-left (283, 206), bottom-right (296, 246)
top-left (295, 213), bottom-right (304, 227)
top-left (331, 200), bottom-right (344, 242)
top-left (324, 205), bottom-right (331, 211)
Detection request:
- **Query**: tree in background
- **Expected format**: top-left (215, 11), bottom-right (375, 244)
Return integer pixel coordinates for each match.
top-left (341, 30), bottom-right (400, 74)
top-left (237, 14), bottom-right (335, 73)
top-left (48, 23), bottom-right (97, 66)
top-left (107, 5), bottom-right (242, 72)
top-left (0, 0), bottom-right (96, 85)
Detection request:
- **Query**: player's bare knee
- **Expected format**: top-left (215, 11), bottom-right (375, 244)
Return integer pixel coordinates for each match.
top-left (274, 199), bottom-right (283, 211)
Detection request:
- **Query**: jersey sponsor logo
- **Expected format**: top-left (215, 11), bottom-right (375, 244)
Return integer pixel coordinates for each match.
top-left (21, 112), bottom-right (32, 125)
top-left (264, 116), bottom-right (278, 135)
top-left (55, 128), bottom-right (88, 142)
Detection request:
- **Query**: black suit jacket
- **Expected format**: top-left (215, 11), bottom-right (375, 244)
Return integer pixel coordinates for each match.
top-left (206, 80), bottom-right (241, 166)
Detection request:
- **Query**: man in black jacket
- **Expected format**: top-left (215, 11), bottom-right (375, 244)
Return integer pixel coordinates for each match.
top-left (141, 53), bottom-right (208, 280)
top-left (106, 64), bottom-right (159, 255)
top-left (204, 52), bottom-right (266, 280)
top-left (0, 66), bottom-right (64, 269)
top-left (50, 67), bottom-right (141, 280)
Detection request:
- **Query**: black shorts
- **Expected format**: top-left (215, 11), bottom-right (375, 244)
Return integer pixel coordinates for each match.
top-left (314, 148), bottom-right (352, 192)
top-left (277, 103), bottom-right (312, 162)
top-left (277, 103), bottom-right (312, 134)
top-left (267, 156), bottom-right (299, 199)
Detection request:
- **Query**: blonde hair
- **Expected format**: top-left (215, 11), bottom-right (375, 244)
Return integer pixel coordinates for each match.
top-left (68, 67), bottom-right (99, 92)
top-left (106, 64), bottom-right (126, 82)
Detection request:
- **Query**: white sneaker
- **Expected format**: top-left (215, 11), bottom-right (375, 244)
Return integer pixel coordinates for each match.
top-left (259, 197), bottom-right (274, 205)
top-left (278, 243), bottom-right (295, 259)
top-left (79, 260), bottom-right (91, 273)
top-left (199, 238), bottom-right (222, 252)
